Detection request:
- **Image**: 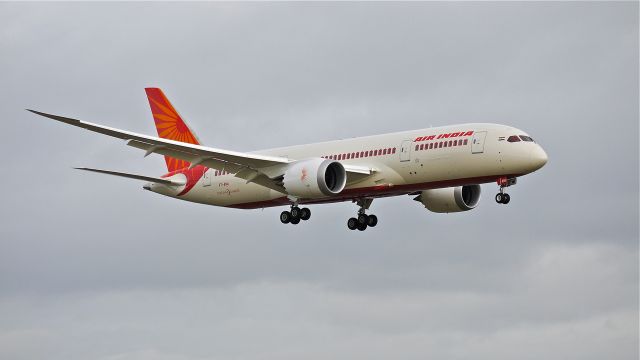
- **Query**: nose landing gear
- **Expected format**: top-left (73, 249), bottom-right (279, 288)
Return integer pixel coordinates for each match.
top-left (280, 205), bottom-right (311, 225)
top-left (347, 198), bottom-right (378, 231)
top-left (495, 192), bottom-right (510, 204)
top-left (495, 176), bottom-right (516, 205)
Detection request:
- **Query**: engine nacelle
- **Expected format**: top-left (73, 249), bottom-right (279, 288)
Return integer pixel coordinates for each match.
top-left (415, 185), bottom-right (481, 213)
top-left (282, 158), bottom-right (347, 198)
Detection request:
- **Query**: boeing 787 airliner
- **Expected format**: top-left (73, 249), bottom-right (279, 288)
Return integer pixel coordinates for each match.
top-left (29, 88), bottom-right (547, 230)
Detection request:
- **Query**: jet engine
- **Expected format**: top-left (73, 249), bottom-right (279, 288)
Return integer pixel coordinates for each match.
top-left (282, 158), bottom-right (347, 198)
top-left (414, 185), bottom-right (481, 213)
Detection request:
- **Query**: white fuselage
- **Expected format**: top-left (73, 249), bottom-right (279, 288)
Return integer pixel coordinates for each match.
top-left (149, 123), bottom-right (548, 209)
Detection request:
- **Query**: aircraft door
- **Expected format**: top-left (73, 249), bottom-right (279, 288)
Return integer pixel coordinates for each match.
top-left (471, 131), bottom-right (487, 154)
top-left (400, 140), bottom-right (412, 162)
top-left (203, 169), bottom-right (211, 186)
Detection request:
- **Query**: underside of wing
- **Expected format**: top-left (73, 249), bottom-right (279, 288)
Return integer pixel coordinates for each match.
top-left (29, 110), bottom-right (375, 194)
top-left (28, 110), bottom-right (290, 190)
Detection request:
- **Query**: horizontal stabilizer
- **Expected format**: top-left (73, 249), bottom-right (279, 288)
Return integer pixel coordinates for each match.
top-left (74, 167), bottom-right (186, 186)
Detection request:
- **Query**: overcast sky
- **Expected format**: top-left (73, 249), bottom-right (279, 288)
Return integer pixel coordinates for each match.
top-left (0, 2), bottom-right (638, 360)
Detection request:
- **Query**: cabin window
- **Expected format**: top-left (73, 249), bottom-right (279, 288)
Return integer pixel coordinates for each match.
top-left (463, 139), bottom-right (468, 145)
top-left (507, 135), bottom-right (521, 142)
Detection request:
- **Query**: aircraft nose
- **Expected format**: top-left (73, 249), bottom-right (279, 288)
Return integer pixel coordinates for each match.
top-left (143, 182), bottom-right (152, 191)
top-left (529, 145), bottom-right (548, 171)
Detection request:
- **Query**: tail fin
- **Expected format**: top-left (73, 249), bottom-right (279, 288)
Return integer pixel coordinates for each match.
top-left (145, 88), bottom-right (201, 172)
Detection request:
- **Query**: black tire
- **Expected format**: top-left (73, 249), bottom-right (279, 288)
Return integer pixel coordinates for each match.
top-left (357, 213), bottom-right (368, 225)
top-left (502, 193), bottom-right (511, 204)
top-left (347, 218), bottom-right (358, 230)
top-left (367, 214), bottom-right (378, 227)
top-left (495, 193), bottom-right (503, 204)
top-left (290, 207), bottom-right (301, 218)
top-left (300, 207), bottom-right (311, 221)
top-left (291, 217), bottom-right (300, 225)
top-left (280, 211), bottom-right (291, 224)
top-left (357, 222), bottom-right (367, 231)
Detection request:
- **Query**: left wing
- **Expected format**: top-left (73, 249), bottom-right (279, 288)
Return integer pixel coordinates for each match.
top-left (28, 110), bottom-right (373, 190)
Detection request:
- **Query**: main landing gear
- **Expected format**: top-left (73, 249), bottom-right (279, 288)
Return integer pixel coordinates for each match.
top-left (280, 205), bottom-right (311, 225)
top-left (495, 176), bottom-right (517, 205)
top-left (347, 198), bottom-right (378, 231)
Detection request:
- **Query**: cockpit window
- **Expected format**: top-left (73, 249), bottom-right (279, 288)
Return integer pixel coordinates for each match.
top-left (519, 135), bottom-right (534, 142)
top-left (507, 135), bottom-right (521, 142)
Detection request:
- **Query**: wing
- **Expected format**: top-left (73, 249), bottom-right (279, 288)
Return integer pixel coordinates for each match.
top-left (29, 110), bottom-right (373, 191)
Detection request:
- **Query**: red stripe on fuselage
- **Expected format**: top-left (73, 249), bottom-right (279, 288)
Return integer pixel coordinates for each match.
top-left (162, 165), bottom-right (207, 196)
top-left (226, 174), bottom-right (520, 209)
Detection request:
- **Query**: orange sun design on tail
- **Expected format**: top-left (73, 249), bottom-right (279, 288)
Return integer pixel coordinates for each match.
top-left (145, 88), bottom-right (201, 172)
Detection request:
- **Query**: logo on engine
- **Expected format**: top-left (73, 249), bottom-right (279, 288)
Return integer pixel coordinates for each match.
top-left (301, 168), bottom-right (308, 182)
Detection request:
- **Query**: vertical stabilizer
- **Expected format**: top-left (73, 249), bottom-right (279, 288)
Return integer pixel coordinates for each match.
top-left (145, 88), bottom-right (201, 172)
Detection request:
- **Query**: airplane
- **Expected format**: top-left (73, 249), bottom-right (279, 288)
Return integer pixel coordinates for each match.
top-left (28, 88), bottom-right (548, 231)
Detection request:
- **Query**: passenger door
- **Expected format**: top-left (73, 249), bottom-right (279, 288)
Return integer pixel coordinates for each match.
top-left (400, 140), bottom-right (412, 162)
top-left (203, 169), bottom-right (211, 186)
top-left (471, 131), bottom-right (487, 154)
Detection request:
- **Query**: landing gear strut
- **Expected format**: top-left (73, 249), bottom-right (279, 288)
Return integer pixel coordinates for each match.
top-left (495, 176), bottom-right (516, 205)
top-left (347, 198), bottom-right (378, 231)
top-left (280, 205), bottom-right (311, 225)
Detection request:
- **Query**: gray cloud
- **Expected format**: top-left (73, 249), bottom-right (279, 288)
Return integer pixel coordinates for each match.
top-left (0, 2), bottom-right (637, 360)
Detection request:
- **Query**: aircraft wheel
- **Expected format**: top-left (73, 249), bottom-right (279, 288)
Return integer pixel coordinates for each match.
top-left (357, 213), bottom-right (368, 225)
top-left (495, 193), bottom-right (503, 204)
top-left (290, 206), bottom-right (301, 219)
top-left (291, 217), bottom-right (300, 225)
top-left (300, 207), bottom-right (311, 221)
top-left (502, 193), bottom-right (511, 204)
top-left (347, 218), bottom-right (358, 230)
top-left (280, 211), bottom-right (292, 224)
top-left (357, 222), bottom-right (367, 231)
top-left (367, 214), bottom-right (378, 227)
